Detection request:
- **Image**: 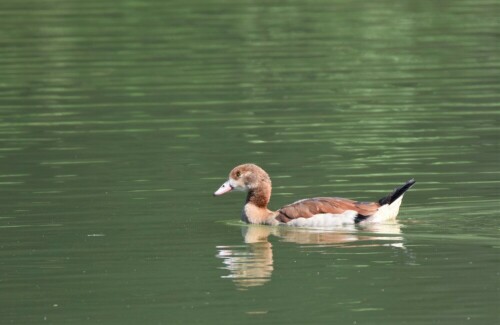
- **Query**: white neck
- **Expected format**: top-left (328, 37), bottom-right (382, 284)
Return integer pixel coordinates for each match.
top-left (242, 203), bottom-right (277, 225)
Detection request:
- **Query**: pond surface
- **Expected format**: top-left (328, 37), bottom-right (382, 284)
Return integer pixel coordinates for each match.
top-left (0, 0), bottom-right (498, 324)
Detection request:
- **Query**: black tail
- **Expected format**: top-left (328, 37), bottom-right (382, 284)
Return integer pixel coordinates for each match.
top-left (378, 179), bottom-right (416, 206)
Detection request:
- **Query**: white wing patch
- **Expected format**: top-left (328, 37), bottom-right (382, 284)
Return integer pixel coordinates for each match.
top-left (286, 210), bottom-right (358, 227)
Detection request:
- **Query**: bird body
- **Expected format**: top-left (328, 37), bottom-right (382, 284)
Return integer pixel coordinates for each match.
top-left (214, 164), bottom-right (415, 226)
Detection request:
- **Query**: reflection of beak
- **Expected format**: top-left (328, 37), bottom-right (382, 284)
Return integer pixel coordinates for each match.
top-left (213, 180), bottom-right (234, 196)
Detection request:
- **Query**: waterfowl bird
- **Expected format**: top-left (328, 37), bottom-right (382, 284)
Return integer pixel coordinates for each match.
top-left (213, 164), bottom-right (415, 226)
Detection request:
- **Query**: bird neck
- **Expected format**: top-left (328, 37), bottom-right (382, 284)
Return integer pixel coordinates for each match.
top-left (245, 181), bottom-right (271, 208)
top-left (242, 181), bottom-right (274, 224)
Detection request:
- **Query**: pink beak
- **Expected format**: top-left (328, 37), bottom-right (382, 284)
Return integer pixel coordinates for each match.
top-left (213, 180), bottom-right (233, 196)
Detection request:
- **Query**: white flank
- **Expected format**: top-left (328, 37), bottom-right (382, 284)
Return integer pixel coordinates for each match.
top-left (287, 210), bottom-right (358, 227)
top-left (365, 195), bottom-right (404, 223)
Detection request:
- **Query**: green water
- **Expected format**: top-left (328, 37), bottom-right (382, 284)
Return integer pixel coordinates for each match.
top-left (0, 0), bottom-right (498, 324)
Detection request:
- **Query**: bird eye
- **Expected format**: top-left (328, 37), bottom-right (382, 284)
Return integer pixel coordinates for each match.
top-left (236, 171), bottom-right (241, 177)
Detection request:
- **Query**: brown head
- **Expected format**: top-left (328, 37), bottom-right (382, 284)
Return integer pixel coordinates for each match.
top-left (213, 164), bottom-right (272, 206)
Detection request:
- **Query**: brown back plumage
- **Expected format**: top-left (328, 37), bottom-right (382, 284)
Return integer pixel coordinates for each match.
top-left (276, 197), bottom-right (380, 223)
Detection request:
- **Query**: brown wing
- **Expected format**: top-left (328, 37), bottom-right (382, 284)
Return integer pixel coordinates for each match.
top-left (275, 197), bottom-right (380, 223)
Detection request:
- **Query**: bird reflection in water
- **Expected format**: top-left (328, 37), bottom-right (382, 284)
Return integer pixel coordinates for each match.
top-left (216, 222), bottom-right (405, 289)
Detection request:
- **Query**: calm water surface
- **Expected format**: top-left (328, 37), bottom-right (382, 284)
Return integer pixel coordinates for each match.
top-left (0, 0), bottom-right (498, 324)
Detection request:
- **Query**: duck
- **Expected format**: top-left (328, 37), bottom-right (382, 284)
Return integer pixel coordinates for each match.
top-left (213, 163), bottom-right (415, 227)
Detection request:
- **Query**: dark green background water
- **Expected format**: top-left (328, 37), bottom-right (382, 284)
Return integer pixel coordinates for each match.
top-left (0, 0), bottom-right (498, 324)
